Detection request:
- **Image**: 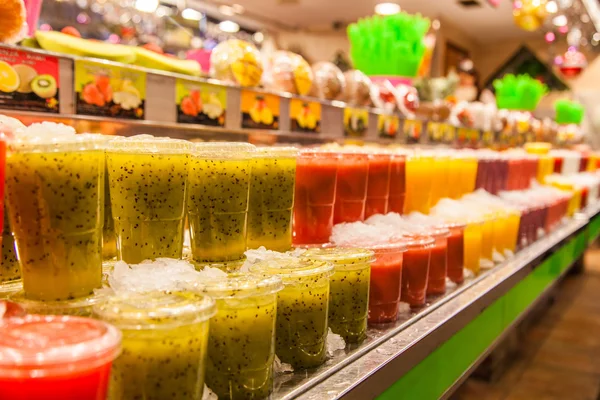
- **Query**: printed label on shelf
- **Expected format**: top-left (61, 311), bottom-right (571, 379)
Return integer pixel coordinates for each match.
top-left (404, 119), bottom-right (422, 144)
top-left (176, 79), bottom-right (226, 127)
top-left (290, 98), bottom-right (321, 133)
top-left (240, 89), bottom-right (279, 130)
top-left (467, 128), bottom-right (480, 144)
top-left (378, 114), bottom-right (399, 139)
top-left (481, 130), bottom-right (495, 147)
top-left (441, 123), bottom-right (456, 143)
top-left (457, 127), bottom-right (469, 144)
top-left (74, 60), bottom-right (146, 120)
top-left (426, 121), bottom-right (442, 142)
top-left (344, 108), bottom-right (369, 137)
top-left (0, 47), bottom-right (60, 113)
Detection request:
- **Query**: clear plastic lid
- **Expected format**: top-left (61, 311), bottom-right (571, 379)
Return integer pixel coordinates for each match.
top-left (250, 258), bottom-right (334, 282)
top-left (192, 142), bottom-right (256, 159)
top-left (9, 132), bottom-right (110, 153)
top-left (392, 234), bottom-right (435, 250)
top-left (93, 291), bottom-right (216, 330)
top-left (254, 146), bottom-right (298, 159)
top-left (0, 315), bottom-right (122, 378)
top-left (188, 273), bottom-right (283, 299)
top-left (106, 134), bottom-right (191, 154)
top-left (10, 291), bottom-right (107, 317)
top-left (301, 247), bottom-right (375, 269)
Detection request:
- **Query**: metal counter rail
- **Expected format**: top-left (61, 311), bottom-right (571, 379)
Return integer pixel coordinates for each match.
top-left (271, 206), bottom-right (598, 400)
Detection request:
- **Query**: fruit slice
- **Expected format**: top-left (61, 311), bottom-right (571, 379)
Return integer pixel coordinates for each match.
top-left (133, 47), bottom-right (201, 76)
top-left (35, 31), bottom-right (136, 64)
top-left (12, 64), bottom-right (37, 93)
top-left (31, 75), bottom-right (57, 99)
top-left (0, 0), bottom-right (26, 43)
top-left (0, 61), bottom-right (19, 93)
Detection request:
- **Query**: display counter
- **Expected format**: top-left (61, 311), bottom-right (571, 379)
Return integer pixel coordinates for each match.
top-left (270, 203), bottom-right (599, 399)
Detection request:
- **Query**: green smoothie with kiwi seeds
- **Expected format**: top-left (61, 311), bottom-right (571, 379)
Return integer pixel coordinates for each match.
top-left (247, 147), bottom-right (297, 252)
top-left (94, 291), bottom-right (216, 400)
top-left (251, 258), bottom-right (333, 369)
top-left (302, 247), bottom-right (373, 343)
top-left (187, 143), bottom-right (254, 264)
top-left (190, 272), bottom-right (282, 399)
top-left (106, 136), bottom-right (190, 264)
top-left (5, 132), bottom-right (106, 301)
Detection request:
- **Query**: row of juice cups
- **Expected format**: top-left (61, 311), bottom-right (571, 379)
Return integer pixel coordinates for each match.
top-left (2, 132), bottom-right (302, 301)
top-left (0, 248), bottom-right (382, 400)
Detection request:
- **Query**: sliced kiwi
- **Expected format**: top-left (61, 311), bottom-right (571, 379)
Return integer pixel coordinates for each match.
top-left (31, 75), bottom-right (57, 99)
top-left (13, 65), bottom-right (38, 94)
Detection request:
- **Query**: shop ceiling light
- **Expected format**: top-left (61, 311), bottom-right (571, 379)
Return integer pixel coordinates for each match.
top-left (219, 5), bottom-right (235, 16)
top-left (182, 8), bottom-right (203, 20)
top-left (375, 3), bottom-right (401, 15)
top-left (553, 14), bottom-right (568, 26)
top-left (134, 0), bottom-right (158, 13)
top-left (253, 31), bottom-right (264, 43)
top-left (219, 20), bottom-right (240, 33)
top-left (546, 0), bottom-right (558, 13)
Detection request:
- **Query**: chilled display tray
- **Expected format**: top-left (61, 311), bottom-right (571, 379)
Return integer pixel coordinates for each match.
top-left (271, 205), bottom-right (598, 399)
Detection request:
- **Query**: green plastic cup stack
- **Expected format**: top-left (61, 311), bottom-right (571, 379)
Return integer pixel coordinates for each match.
top-left (554, 99), bottom-right (584, 125)
top-left (493, 74), bottom-right (548, 111)
top-left (347, 12), bottom-right (430, 78)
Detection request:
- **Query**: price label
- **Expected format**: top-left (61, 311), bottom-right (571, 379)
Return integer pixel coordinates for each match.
top-left (404, 119), bottom-right (423, 143)
top-left (176, 79), bottom-right (226, 127)
top-left (344, 108), bottom-right (369, 137)
top-left (378, 114), bottom-right (399, 138)
top-left (240, 89), bottom-right (280, 130)
top-left (290, 98), bottom-right (321, 133)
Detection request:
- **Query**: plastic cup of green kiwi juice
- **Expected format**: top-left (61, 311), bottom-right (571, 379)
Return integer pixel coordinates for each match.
top-left (247, 147), bottom-right (297, 251)
top-left (1, 204), bottom-right (19, 282)
top-left (187, 143), bottom-right (255, 264)
top-left (250, 258), bottom-right (334, 368)
top-left (188, 272), bottom-right (282, 399)
top-left (94, 291), bottom-right (216, 400)
top-left (5, 133), bottom-right (106, 301)
top-left (106, 135), bottom-right (191, 264)
top-left (302, 247), bottom-right (374, 344)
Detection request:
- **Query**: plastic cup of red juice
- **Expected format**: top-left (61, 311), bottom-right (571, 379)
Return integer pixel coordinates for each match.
top-left (362, 242), bottom-right (406, 324)
top-left (293, 150), bottom-right (339, 245)
top-left (388, 154), bottom-right (406, 214)
top-left (398, 235), bottom-right (434, 307)
top-left (365, 153), bottom-right (391, 218)
top-left (445, 223), bottom-right (466, 284)
top-left (0, 315), bottom-right (121, 400)
top-left (334, 152), bottom-right (369, 223)
top-left (426, 227), bottom-right (449, 295)
top-left (0, 300), bottom-right (25, 318)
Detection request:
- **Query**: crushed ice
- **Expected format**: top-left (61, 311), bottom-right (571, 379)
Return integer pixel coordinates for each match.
top-left (326, 328), bottom-right (346, 356)
top-left (202, 385), bottom-right (218, 400)
top-left (273, 355), bottom-right (294, 375)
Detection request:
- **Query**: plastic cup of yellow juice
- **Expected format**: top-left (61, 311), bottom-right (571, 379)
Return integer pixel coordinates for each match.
top-left (250, 258), bottom-right (333, 368)
top-left (464, 220), bottom-right (483, 275)
top-left (459, 154), bottom-right (478, 197)
top-left (187, 143), bottom-right (255, 264)
top-left (106, 136), bottom-right (191, 264)
top-left (404, 153), bottom-right (434, 214)
top-left (5, 133), bottom-right (106, 301)
top-left (446, 156), bottom-right (463, 199)
top-left (480, 215), bottom-right (495, 266)
top-left (429, 154), bottom-right (450, 209)
top-left (247, 147), bottom-right (297, 251)
top-left (94, 291), bottom-right (215, 400)
top-left (189, 272), bottom-right (282, 399)
top-left (301, 247), bottom-right (373, 344)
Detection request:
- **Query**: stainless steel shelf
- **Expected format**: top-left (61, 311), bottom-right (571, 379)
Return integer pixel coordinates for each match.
top-left (271, 210), bottom-right (595, 400)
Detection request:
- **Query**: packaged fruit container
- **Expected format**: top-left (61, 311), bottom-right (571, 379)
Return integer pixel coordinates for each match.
top-left (94, 291), bottom-right (215, 400)
top-left (210, 39), bottom-right (263, 87)
top-left (310, 62), bottom-right (345, 101)
top-left (250, 258), bottom-right (334, 369)
top-left (268, 50), bottom-right (313, 96)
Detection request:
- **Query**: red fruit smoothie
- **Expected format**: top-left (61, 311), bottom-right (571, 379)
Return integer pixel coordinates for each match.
top-left (293, 151), bottom-right (339, 244)
top-left (0, 315), bottom-right (121, 400)
top-left (334, 153), bottom-right (369, 223)
top-left (365, 242), bottom-right (406, 324)
top-left (388, 154), bottom-right (406, 214)
top-left (426, 228), bottom-right (449, 295)
top-left (365, 153), bottom-right (391, 218)
top-left (446, 224), bottom-right (465, 284)
top-left (400, 235), bottom-right (434, 307)
top-left (0, 300), bottom-right (25, 319)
